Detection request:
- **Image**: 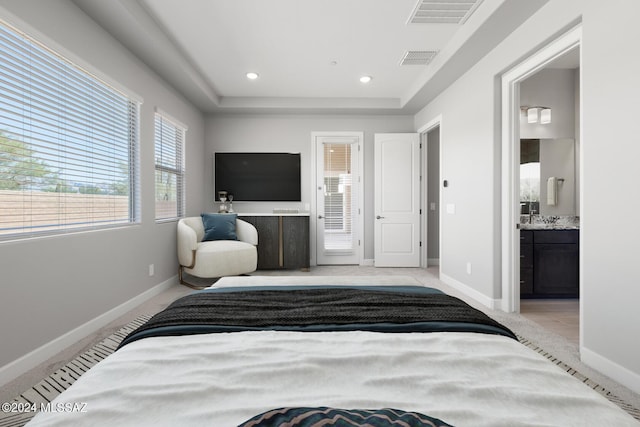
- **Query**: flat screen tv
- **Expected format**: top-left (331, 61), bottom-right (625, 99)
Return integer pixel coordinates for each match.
top-left (215, 152), bottom-right (301, 202)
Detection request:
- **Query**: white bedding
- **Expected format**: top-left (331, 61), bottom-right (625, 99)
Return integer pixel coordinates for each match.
top-left (26, 277), bottom-right (639, 426)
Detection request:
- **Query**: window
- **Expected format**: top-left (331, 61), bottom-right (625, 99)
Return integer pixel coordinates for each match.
top-left (154, 111), bottom-right (185, 221)
top-left (520, 162), bottom-right (540, 214)
top-left (0, 20), bottom-right (140, 240)
top-left (322, 143), bottom-right (355, 250)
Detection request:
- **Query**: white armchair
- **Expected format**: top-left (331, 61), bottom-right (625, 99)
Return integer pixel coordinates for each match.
top-left (177, 216), bottom-right (258, 288)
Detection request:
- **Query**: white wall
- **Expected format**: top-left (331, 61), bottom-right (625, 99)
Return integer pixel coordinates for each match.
top-left (414, 0), bottom-right (640, 392)
top-left (520, 68), bottom-right (576, 139)
top-left (415, 63), bottom-right (499, 301)
top-left (580, 0), bottom-right (640, 387)
top-left (539, 138), bottom-right (576, 216)
top-left (0, 0), bottom-right (205, 380)
top-left (205, 114), bottom-right (414, 261)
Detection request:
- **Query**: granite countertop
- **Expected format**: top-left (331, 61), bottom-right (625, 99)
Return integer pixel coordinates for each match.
top-left (520, 224), bottom-right (580, 230)
top-left (520, 215), bottom-right (580, 230)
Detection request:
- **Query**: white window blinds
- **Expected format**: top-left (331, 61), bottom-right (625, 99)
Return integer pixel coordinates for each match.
top-left (154, 111), bottom-right (185, 221)
top-left (322, 143), bottom-right (354, 251)
top-left (0, 20), bottom-right (140, 240)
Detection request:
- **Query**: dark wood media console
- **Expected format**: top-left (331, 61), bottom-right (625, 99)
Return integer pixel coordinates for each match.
top-left (240, 214), bottom-right (310, 270)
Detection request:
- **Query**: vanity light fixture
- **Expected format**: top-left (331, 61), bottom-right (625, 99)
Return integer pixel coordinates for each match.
top-left (359, 75), bottom-right (372, 84)
top-left (246, 72), bottom-right (259, 80)
top-left (521, 106), bottom-right (551, 124)
top-left (540, 108), bottom-right (551, 124)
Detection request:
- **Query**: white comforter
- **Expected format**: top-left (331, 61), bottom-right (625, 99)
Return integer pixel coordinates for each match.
top-left (28, 330), bottom-right (638, 426)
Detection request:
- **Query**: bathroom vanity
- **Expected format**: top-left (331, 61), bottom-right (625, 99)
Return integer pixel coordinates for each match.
top-left (520, 227), bottom-right (579, 298)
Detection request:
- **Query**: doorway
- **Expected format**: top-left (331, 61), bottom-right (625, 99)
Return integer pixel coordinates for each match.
top-left (312, 132), bottom-right (363, 265)
top-left (501, 26), bottom-right (582, 324)
top-left (425, 126), bottom-right (440, 267)
top-left (417, 116), bottom-right (442, 270)
top-left (517, 53), bottom-right (581, 343)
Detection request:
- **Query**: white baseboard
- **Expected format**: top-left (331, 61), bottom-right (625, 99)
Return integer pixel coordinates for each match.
top-left (581, 346), bottom-right (640, 395)
top-left (439, 273), bottom-right (499, 309)
top-left (362, 259), bottom-right (374, 266)
top-left (0, 276), bottom-right (177, 387)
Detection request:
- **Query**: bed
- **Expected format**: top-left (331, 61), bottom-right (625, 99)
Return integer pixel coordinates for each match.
top-left (27, 276), bottom-right (639, 426)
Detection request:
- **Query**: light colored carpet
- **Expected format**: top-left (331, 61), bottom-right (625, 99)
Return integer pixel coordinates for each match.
top-left (2, 266), bottom-right (640, 426)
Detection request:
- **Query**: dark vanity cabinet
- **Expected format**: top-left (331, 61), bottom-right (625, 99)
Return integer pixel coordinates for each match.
top-left (520, 229), bottom-right (579, 298)
top-left (240, 214), bottom-right (310, 270)
top-left (520, 230), bottom-right (534, 297)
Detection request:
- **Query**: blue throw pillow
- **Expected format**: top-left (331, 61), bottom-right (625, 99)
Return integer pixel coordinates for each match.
top-left (201, 213), bottom-right (238, 241)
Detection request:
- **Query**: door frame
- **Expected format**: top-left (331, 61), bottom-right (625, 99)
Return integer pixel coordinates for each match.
top-left (417, 115), bottom-right (442, 270)
top-left (310, 131), bottom-right (364, 266)
top-left (500, 25), bottom-right (582, 313)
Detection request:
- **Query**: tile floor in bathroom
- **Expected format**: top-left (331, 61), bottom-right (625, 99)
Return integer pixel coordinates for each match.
top-left (520, 298), bottom-right (580, 344)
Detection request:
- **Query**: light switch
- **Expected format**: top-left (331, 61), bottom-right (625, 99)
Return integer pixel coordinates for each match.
top-left (446, 203), bottom-right (455, 214)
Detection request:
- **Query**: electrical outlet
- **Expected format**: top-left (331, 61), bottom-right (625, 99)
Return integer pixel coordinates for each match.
top-left (466, 262), bottom-right (472, 275)
top-left (148, 264), bottom-right (155, 277)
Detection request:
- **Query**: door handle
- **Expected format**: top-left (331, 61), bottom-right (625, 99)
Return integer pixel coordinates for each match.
top-left (318, 215), bottom-right (324, 219)
top-left (376, 215), bottom-right (385, 219)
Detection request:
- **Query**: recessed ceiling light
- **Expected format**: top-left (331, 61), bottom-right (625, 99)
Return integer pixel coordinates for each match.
top-left (246, 72), bottom-right (259, 80)
top-left (359, 75), bottom-right (372, 84)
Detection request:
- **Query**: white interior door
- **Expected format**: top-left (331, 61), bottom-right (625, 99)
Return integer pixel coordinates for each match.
top-left (374, 133), bottom-right (421, 267)
top-left (315, 134), bottom-right (362, 265)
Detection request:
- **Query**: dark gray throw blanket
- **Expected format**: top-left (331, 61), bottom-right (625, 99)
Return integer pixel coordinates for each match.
top-left (119, 287), bottom-right (516, 349)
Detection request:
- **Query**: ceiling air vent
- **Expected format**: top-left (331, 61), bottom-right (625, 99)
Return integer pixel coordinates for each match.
top-left (400, 50), bottom-right (438, 66)
top-left (408, 0), bottom-right (484, 25)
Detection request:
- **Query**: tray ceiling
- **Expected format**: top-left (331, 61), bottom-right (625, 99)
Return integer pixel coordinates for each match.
top-left (71, 0), bottom-right (548, 114)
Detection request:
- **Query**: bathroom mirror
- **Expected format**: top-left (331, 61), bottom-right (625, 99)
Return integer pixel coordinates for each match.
top-left (520, 138), bottom-right (577, 216)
